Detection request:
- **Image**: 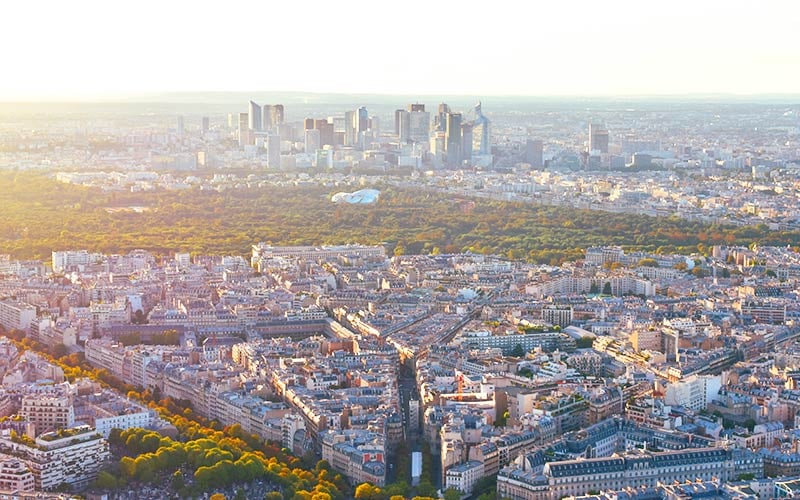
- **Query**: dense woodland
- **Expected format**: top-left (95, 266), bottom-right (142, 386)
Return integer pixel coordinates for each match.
top-left (2, 172), bottom-right (799, 264)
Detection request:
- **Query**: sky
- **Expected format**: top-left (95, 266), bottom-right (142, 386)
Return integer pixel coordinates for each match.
top-left (2, 0), bottom-right (799, 101)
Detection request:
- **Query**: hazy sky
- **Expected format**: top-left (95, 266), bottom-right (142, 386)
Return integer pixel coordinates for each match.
top-left (3, 0), bottom-right (799, 100)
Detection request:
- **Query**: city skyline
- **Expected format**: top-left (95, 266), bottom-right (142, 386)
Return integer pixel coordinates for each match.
top-left (2, 0), bottom-right (799, 101)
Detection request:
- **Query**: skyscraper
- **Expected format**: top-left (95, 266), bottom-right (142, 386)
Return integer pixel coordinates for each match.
top-left (344, 110), bottom-right (355, 146)
top-left (436, 103), bottom-right (450, 131)
top-left (263, 104), bottom-right (273, 130)
top-left (201, 116), bottom-right (210, 134)
top-left (267, 134), bottom-right (281, 169)
top-left (248, 101), bottom-right (262, 132)
top-left (176, 116), bottom-right (184, 139)
top-left (397, 110), bottom-right (410, 142)
top-left (471, 102), bottom-right (490, 155)
top-left (408, 104), bottom-right (430, 144)
top-left (461, 122), bottom-right (473, 163)
top-left (315, 119), bottom-right (334, 147)
top-left (526, 139), bottom-right (544, 168)
top-left (305, 128), bottom-right (321, 154)
top-left (445, 112), bottom-right (462, 166)
top-left (394, 109), bottom-right (404, 136)
top-left (271, 105), bottom-right (285, 127)
top-left (589, 123), bottom-right (609, 153)
top-left (356, 107), bottom-right (369, 133)
top-left (238, 112), bottom-right (250, 147)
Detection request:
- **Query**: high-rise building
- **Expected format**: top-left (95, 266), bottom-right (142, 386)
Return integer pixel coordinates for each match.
top-left (397, 110), bottom-right (410, 142)
top-left (356, 107), bottom-right (369, 133)
top-left (271, 105), bottom-right (285, 127)
top-left (267, 134), bottom-right (281, 169)
top-left (526, 139), bottom-right (543, 168)
top-left (201, 116), bottom-right (210, 134)
top-left (394, 109), bottom-right (404, 135)
top-left (408, 105), bottom-right (430, 144)
top-left (305, 128), bottom-right (321, 154)
top-left (304, 118), bottom-right (315, 130)
top-left (263, 104), bottom-right (273, 130)
top-left (589, 123), bottom-right (609, 153)
top-left (315, 119), bottom-right (334, 147)
top-left (248, 101), bottom-right (262, 132)
top-left (344, 110), bottom-right (355, 146)
top-left (445, 112), bottom-right (462, 166)
top-left (461, 122), bottom-right (473, 163)
top-left (176, 116), bottom-right (184, 139)
top-left (369, 116), bottom-right (380, 135)
top-left (472, 102), bottom-right (490, 155)
top-left (238, 112), bottom-right (250, 147)
top-left (436, 103), bottom-right (450, 131)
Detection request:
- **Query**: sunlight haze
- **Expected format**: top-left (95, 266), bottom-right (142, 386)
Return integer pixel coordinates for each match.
top-left (3, 0), bottom-right (799, 100)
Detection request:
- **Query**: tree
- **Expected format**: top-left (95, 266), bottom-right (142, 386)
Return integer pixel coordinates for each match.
top-left (171, 470), bottom-right (185, 490)
top-left (416, 480), bottom-right (437, 498)
top-left (472, 476), bottom-right (497, 498)
top-left (210, 494), bottom-right (227, 500)
top-left (94, 470), bottom-right (117, 489)
top-left (354, 483), bottom-right (384, 500)
top-left (510, 344), bottom-right (525, 357)
top-left (444, 488), bottom-right (461, 500)
top-left (602, 282), bottom-right (612, 295)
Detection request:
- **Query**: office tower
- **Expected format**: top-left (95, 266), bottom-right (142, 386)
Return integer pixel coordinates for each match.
top-left (589, 123), bottom-right (609, 153)
top-left (248, 101), bottom-right (262, 132)
top-left (526, 139), bottom-right (544, 168)
top-left (305, 128), bottom-right (321, 153)
top-left (271, 105), bottom-right (285, 127)
top-left (436, 103), bottom-right (450, 131)
top-left (397, 110), bottom-right (411, 142)
top-left (344, 110), bottom-right (355, 146)
top-left (227, 113), bottom-right (235, 128)
top-left (369, 116), bottom-right (380, 135)
top-left (461, 123), bottom-right (473, 163)
top-left (267, 134), bottom-right (281, 169)
top-left (263, 104), bottom-right (273, 130)
top-left (472, 102), bottom-right (490, 155)
top-left (315, 119), bottom-right (334, 147)
top-left (304, 118), bottom-right (315, 130)
top-left (394, 109), bottom-right (404, 135)
top-left (277, 123), bottom-right (293, 142)
top-left (238, 112), bottom-right (250, 147)
top-left (201, 116), bottom-right (209, 134)
top-left (356, 107), bottom-right (369, 133)
top-left (176, 116), bottom-right (184, 139)
top-left (409, 107), bottom-right (430, 143)
top-left (445, 112), bottom-right (462, 166)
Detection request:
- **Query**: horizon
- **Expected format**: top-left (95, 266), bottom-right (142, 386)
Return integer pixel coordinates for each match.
top-left (1, 90), bottom-right (800, 105)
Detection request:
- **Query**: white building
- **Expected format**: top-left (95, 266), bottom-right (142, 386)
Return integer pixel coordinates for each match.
top-left (0, 300), bottom-right (37, 334)
top-left (664, 374), bottom-right (722, 412)
top-left (0, 426), bottom-right (109, 491)
top-left (0, 454), bottom-right (35, 492)
top-left (445, 460), bottom-right (484, 495)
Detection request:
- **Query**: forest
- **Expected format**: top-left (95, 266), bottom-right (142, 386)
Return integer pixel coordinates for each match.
top-left (1, 171), bottom-right (799, 264)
